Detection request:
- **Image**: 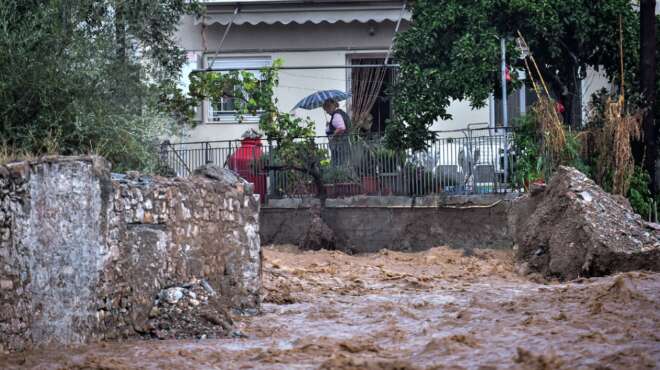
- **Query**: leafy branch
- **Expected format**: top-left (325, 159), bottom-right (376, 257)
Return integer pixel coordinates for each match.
top-left (181, 59), bottom-right (328, 203)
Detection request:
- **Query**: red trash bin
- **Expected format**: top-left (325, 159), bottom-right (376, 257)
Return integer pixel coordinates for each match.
top-left (228, 137), bottom-right (266, 203)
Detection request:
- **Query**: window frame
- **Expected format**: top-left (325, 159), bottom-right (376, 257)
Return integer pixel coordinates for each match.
top-left (204, 56), bottom-right (272, 124)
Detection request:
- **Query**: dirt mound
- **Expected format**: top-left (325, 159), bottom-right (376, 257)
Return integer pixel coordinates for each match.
top-left (300, 206), bottom-right (336, 250)
top-left (509, 166), bottom-right (660, 280)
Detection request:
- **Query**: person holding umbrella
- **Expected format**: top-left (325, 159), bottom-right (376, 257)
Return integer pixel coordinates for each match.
top-left (323, 98), bottom-right (351, 166)
top-left (292, 90), bottom-right (352, 166)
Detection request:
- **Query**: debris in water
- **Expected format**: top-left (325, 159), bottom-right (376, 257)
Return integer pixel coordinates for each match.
top-left (1, 245), bottom-right (658, 369)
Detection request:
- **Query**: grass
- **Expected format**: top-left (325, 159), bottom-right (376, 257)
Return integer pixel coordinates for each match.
top-left (0, 145), bottom-right (37, 166)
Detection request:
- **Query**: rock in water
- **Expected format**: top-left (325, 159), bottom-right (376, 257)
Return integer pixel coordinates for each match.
top-left (160, 287), bottom-right (184, 304)
top-left (509, 166), bottom-right (660, 280)
top-left (147, 281), bottom-right (234, 340)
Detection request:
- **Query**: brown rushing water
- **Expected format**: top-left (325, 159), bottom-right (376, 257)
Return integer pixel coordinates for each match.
top-left (3, 245), bottom-right (659, 370)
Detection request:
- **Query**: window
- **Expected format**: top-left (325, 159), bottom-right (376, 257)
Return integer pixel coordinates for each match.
top-left (206, 57), bottom-right (271, 123)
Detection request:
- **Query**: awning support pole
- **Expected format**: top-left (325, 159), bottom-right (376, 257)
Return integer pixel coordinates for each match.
top-left (384, 0), bottom-right (407, 65)
top-left (216, 7), bottom-right (239, 55)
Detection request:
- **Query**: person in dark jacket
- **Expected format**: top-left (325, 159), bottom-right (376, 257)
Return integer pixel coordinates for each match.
top-left (323, 98), bottom-right (350, 166)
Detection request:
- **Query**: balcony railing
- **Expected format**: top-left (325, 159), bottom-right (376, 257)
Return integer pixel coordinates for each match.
top-left (159, 128), bottom-right (518, 201)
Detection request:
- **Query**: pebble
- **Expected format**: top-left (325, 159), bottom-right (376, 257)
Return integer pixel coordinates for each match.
top-left (149, 307), bottom-right (161, 318)
top-left (161, 287), bottom-right (184, 304)
top-left (201, 280), bottom-right (216, 295)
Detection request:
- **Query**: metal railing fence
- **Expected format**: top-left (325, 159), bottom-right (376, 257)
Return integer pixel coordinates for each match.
top-left (159, 128), bottom-right (517, 201)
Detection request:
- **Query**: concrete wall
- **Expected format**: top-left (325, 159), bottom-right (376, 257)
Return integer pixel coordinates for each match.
top-left (0, 157), bottom-right (260, 351)
top-left (581, 66), bottom-right (612, 122)
top-left (260, 195), bottom-right (514, 252)
top-left (430, 101), bottom-right (491, 133)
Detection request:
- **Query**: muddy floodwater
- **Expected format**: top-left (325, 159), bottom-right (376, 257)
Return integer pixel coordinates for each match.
top-left (2, 245), bottom-right (659, 369)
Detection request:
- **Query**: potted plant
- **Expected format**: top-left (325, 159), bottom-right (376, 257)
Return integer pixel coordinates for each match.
top-left (322, 166), bottom-right (359, 197)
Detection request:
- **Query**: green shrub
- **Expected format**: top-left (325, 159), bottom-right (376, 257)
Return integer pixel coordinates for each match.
top-left (627, 167), bottom-right (653, 217)
top-left (513, 113), bottom-right (589, 189)
top-left (512, 115), bottom-right (543, 188)
top-left (0, 1), bottom-right (198, 172)
top-left (321, 167), bottom-right (357, 184)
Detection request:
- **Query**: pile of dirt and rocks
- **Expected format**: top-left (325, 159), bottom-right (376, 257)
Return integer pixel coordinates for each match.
top-left (299, 205), bottom-right (336, 251)
top-left (509, 166), bottom-right (660, 280)
top-left (142, 279), bottom-right (237, 340)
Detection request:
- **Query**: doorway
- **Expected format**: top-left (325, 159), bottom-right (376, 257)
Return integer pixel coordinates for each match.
top-left (349, 56), bottom-right (396, 135)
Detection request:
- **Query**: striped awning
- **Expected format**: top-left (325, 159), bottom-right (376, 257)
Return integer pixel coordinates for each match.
top-left (196, 3), bottom-right (411, 26)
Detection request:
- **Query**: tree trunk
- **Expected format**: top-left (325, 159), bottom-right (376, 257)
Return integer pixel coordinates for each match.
top-left (640, 0), bottom-right (657, 194)
top-left (309, 164), bottom-right (327, 208)
top-left (562, 64), bottom-right (582, 129)
top-left (540, 62), bottom-right (581, 128)
top-left (114, 0), bottom-right (127, 62)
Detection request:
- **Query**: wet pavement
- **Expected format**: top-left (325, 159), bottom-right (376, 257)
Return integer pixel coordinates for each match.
top-left (2, 245), bottom-right (659, 369)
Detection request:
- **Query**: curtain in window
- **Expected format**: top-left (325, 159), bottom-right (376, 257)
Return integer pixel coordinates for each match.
top-left (350, 58), bottom-right (387, 133)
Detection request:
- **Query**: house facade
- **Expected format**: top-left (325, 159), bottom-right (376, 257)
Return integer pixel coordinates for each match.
top-left (173, 0), bottom-right (612, 143)
top-left (173, 0), bottom-right (497, 143)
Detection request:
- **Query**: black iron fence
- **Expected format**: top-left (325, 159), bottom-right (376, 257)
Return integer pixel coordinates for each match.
top-left (160, 128), bottom-right (517, 201)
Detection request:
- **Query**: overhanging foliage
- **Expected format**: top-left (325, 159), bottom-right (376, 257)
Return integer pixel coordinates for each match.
top-left (387, 0), bottom-right (639, 152)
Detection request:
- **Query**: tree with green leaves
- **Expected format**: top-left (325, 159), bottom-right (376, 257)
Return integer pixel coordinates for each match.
top-left (187, 60), bottom-right (329, 202)
top-left (638, 0), bottom-right (657, 193)
top-left (387, 0), bottom-right (640, 152)
top-left (0, 0), bottom-right (199, 171)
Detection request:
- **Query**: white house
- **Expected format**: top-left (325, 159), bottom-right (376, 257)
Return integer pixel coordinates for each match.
top-left (174, 0), bottom-right (494, 142)
top-left (173, 0), bottom-right (612, 144)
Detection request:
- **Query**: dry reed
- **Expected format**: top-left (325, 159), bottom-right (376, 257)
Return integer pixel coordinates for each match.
top-left (594, 96), bottom-right (642, 195)
top-left (0, 145), bottom-right (37, 165)
top-left (518, 18), bottom-right (642, 194)
top-left (581, 17), bottom-right (642, 195)
top-left (517, 31), bottom-right (568, 177)
top-left (533, 97), bottom-right (568, 175)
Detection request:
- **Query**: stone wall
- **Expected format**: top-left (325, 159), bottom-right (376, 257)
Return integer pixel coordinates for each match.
top-left (0, 157), bottom-right (260, 351)
top-left (261, 196), bottom-right (513, 252)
